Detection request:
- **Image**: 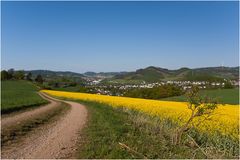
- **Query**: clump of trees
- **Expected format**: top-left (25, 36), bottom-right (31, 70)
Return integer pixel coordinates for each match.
top-left (1, 70), bottom-right (9, 80)
top-left (35, 74), bottom-right (43, 84)
top-left (26, 72), bottom-right (32, 81)
top-left (224, 81), bottom-right (234, 89)
top-left (1, 69), bottom-right (44, 84)
top-left (13, 70), bottom-right (25, 80)
top-left (1, 69), bottom-right (25, 80)
top-left (47, 78), bottom-right (78, 89)
top-left (124, 84), bottom-right (183, 99)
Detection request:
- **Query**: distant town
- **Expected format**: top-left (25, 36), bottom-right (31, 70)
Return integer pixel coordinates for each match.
top-left (84, 78), bottom-right (239, 96)
top-left (1, 66), bottom-right (239, 97)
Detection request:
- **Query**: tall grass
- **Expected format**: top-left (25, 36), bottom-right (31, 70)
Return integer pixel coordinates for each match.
top-left (75, 100), bottom-right (238, 159)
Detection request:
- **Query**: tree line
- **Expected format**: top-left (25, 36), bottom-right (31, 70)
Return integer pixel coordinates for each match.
top-left (124, 84), bottom-right (184, 99)
top-left (1, 69), bottom-right (43, 84)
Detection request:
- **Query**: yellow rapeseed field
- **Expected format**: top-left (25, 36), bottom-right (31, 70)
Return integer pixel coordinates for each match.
top-left (42, 90), bottom-right (239, 139)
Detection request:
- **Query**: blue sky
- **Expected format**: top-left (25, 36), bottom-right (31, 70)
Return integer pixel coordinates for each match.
top-left (1, 1), bottom-right (239, 73)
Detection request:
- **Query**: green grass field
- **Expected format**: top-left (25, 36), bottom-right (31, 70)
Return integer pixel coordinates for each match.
top-left (71, 100), bottom-right (237, 159)
top-left (76, 101), bottom-right (205, 159)
top-left (162, 89), bottom-right (239, 105)
top-left (1, 80), bottom-right (48, 113)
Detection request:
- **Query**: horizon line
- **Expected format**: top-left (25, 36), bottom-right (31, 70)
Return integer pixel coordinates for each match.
top-left (1, 65), bottom-right (239, 74)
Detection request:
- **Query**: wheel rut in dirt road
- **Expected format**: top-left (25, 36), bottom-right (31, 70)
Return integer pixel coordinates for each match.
top-left (1, 92), bottom-right (60, 128)
top-left (1, 92), bottom-right (88, 159)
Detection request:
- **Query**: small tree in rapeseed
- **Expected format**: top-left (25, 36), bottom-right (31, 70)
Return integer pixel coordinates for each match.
top-left (173, 85), bottom-right (218, 145)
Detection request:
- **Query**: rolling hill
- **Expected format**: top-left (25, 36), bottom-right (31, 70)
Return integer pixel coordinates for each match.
top-left (109, 66), bottom-right (239, 83)
top-left (84, 71), bottom-right (127, 78)
top-left (24, 66), bottom-right (239, 83)
top-left (25, 70), bottom-right (84, 78)
top-left (24, 70), bottom-right (86, 83)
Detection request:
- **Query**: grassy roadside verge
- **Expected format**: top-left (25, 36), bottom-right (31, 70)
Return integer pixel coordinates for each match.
top-left (74, 100), bottom-right (238, 159)
top-left (41, 92), bottom-right (238, 159)
top-left (1, 102), bottom-right (70, 147)
top-left (74, 101), bottom-right (206, 159)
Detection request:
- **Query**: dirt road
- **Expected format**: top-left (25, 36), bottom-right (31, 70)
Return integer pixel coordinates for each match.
top-left (1, 92), bottom-right (60, 128)
top-left (1, 92), bottom-right (88, 159)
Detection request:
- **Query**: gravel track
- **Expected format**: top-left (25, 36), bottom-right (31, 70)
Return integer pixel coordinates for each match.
top-left (1, 92), bottom-right (60, 129)
top-left (1, 92), bottom-right (88, 159)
